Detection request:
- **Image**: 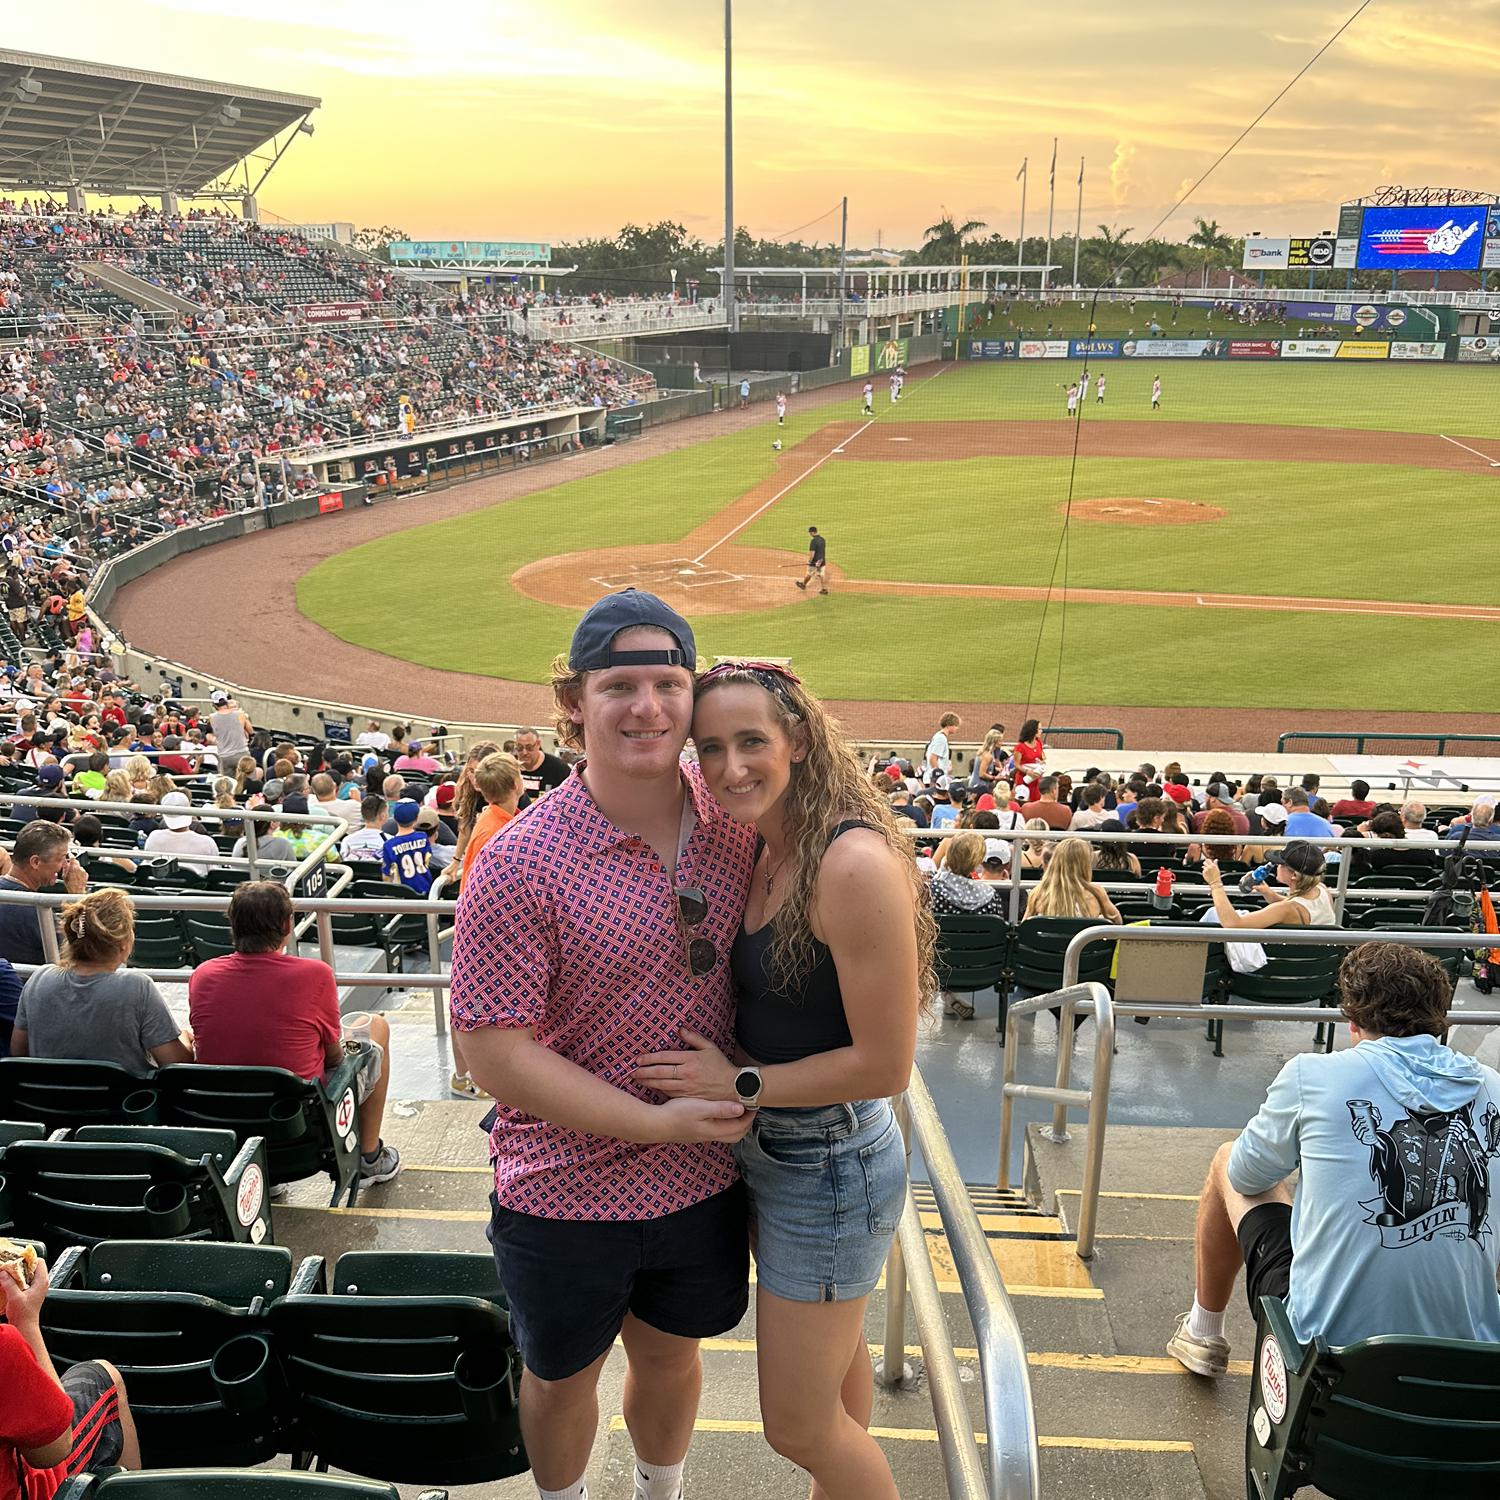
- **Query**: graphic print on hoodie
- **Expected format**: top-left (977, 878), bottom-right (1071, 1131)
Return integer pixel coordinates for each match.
top-left (1228, 1033), bottom-right (1500, 1347)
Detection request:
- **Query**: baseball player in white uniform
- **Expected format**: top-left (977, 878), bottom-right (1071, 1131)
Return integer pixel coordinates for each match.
top-left (889, 371), bottom-right (900, 404)
top-left (775, 391), bottom-right (787, 425)
top-left (1151, 375), bottom-right (1162, 410)
top-left (1096, 373), bottom-right (1106, 404)
top-left (1066, 383), bottom-right (1079, 418)
top-left (862, 381), bottom-right (874, 415)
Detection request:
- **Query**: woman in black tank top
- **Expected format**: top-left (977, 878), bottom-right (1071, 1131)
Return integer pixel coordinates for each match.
top-left (633, 662), bottom-right (935, 1500)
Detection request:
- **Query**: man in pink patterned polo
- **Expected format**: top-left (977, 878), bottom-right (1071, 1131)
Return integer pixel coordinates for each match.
top-left (451, 591), bottom-right (756, 1500)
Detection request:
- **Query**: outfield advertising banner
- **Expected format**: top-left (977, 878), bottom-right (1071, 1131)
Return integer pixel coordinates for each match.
top-left (1121, 338), bottom-right (1218, 357)
top-left (1333, 239), bottom-right (1358, 268)
top-left (849, 346), bottom-right (870, 376)
top-left (1019, 339), bottom-right (1070, 359)
top-left (1457, 336), bottom-right (1500, 363)
top-left (966, 340), bottom-right (1015, 359)
top-left (1389, 341), bottom-right (1446, 361)
top-left (1069, 339), bottom-right (1120, 358)
top-left (1287, 237), bottom-right (1336, 268)
top-left (389, 240), bottom-right (552, 263)
top-left (1356, 205), bottom-right (1485, 271)
top-left (1227, 340), bottom-right (1281, 358)
top-left (1242, 238), bottom-right (1290, 270)
top-left (1335, 341), bottom-right (1391, 360)
top-left (874, 338), bottom-right (910, 370)
top-left (1281, 340), bottom-right (1342, 359)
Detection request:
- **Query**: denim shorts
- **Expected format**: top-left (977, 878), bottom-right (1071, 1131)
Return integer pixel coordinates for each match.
top-left (735, 1098), bottom-right (906, 1303)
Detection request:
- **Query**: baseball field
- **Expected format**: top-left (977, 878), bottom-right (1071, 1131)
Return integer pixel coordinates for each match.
top-left (295, 359), bottom-right (1500, 713)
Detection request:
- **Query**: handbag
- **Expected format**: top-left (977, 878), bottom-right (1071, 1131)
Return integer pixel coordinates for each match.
top-left (1198, 906), bottom-right (1267, 972)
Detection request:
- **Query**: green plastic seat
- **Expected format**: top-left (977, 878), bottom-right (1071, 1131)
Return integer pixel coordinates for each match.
top-left (0, 1119), bottom-right (46, 1149)
top-left (933, 910), bottom-right (1010, 1030)
top-left (350, 878), bottom-right (430, 953)
top-left (0, 1127), bottom-right (270, 1248)
top-left (1213, 930), bottom-right (1342, 1057)
top-left (269, 1251), bottom-right (527, 1486)
top-left (154, 1056), bottom-right (365, 1206)
top-left (1009, 916), bottom-right (1115, 996)
top-left (128, 910), bottom-right (190, 970)
top-left (1246, 1294), bottom-right (1500, 1499)
top-left (43, 1240), bottom-right (294, 1468)
top-left (183, 911), bottom-right (236, 965)
top-left (0, 1057), bottom-right (158, 1134)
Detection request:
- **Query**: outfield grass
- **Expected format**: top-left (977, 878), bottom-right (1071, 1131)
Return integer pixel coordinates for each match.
top-left (890, 358), bottom-right (1500, 435)
top-left (297, 358), bottom-right (1500, 712)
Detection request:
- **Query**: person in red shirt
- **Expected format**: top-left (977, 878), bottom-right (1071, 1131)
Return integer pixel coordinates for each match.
top-left (0, 1256), bottom-right (140, 1499)
top-left (1329, 779), bottom-right (1376, 821)
top-left (188, 882), bottom-right (401, 1184)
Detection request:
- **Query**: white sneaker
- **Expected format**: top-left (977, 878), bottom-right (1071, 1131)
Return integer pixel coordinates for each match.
top-left (358, 1143), bottom-right (402, 1185)
top-left (1166, 1311), bottom-right (1230, 1377)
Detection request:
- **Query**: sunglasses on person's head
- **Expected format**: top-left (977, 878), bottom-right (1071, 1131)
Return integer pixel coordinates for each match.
top-left (676, 886), bottom-right (716, 978)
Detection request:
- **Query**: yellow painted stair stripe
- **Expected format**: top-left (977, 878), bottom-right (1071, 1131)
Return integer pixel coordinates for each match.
top-left (1056, 1188), bottom-right (1200, 1202)
top-left (697, 1339), bottom-right (1250, 1376)
top-left (919, 1210), bottom-right (1065, 1235)
top-left (607, 1416), bottom-right (1194, 1454)
top-left (275, 1204), bottom-right (1101, 1297)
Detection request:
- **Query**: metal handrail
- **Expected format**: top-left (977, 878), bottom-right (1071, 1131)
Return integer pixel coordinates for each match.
top-left (996, 928), bottom-right (1500, 1259)
top-left (887, 1067), bottom-right (1040, 1499)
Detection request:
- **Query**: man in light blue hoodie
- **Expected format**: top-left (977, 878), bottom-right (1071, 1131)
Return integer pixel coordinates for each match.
top-left (1169, 942), bottom-right (1500, 1375)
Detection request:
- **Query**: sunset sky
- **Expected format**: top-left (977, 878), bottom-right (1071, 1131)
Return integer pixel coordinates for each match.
top-left (11, 1), bottom-right (1499, 250)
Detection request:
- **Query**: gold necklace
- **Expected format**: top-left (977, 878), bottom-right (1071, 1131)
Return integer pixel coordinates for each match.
top-left (763, 849), bottom-right (791, 895)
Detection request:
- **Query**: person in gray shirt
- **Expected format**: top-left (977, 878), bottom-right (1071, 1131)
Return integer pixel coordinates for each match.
top-left (11, 887), bottom-right (192, 1077)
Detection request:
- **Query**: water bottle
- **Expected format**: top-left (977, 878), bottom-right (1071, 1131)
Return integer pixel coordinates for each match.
top-left (1238, 862), bottom-right (1274, 895)
top-left (1151, 866), bottom-right (1175, 910)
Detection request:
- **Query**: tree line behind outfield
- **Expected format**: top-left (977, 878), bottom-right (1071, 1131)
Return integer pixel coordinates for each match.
top-left (351, 215), bottom-right (1484, 298)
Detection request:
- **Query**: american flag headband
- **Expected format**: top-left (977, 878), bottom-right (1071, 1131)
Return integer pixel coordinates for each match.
top-left (697, 660), bottom-right (803, 713)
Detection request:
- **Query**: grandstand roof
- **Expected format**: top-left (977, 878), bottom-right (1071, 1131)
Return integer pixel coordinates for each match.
top-left (0, 50), bottom-right (319, 197)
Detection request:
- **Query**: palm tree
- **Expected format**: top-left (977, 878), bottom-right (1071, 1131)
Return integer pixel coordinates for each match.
top-left (1089, 223), bottom-right (1134, 285)
top-left (921, 209), bottom-right (988, 263)
top-left (1187, 217), bottom-right (1236, 288)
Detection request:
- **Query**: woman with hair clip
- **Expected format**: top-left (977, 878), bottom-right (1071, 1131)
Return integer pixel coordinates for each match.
top-left (634, 661), bottom-right (935, 1500)
top-left (11, 887), bottom-right (193, 1074)
top-left (1201, 840), bottom-right (1335, 928)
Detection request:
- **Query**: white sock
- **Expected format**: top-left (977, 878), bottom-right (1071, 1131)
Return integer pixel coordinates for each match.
top-left (538, 1480), bottom-right (587, 1500)
top-left (635, 1457), bottom-right (685, 1499)
top-left (1186, 1300), bottom-right (1227, 1341)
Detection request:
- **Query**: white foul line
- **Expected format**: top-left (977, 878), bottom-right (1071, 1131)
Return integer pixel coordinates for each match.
top-left (1438, 433), bottom-right (1500, 468)
top-left (693, 418), bottom-right (875, 564)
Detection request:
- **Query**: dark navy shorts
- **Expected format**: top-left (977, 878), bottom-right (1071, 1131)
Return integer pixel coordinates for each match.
top-left (1238, 1202), bottom-right (1293, 1315)
top-left (487, 1182), bottom-right (749, 1381)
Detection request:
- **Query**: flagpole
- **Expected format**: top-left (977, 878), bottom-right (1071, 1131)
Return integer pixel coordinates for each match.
top-left (1072, 157), bottom-right (1084, 287)
top-left (1043, 137), bottom-right (1057, 293)
top-left (1016, 158), bottom-right (1027, 295)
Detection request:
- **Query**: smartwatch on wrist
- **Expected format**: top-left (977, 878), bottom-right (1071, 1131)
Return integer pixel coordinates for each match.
top-left (732, 1066), bottom-right (763, 1110)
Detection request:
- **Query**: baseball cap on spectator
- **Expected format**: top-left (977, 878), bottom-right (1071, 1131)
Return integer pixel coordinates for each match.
top-left (1257, 802), bottom-right (1289, 827)
top-left (1207, 781), bottom-right (1234, 802)
top-left (282, 795), bottom-right (310, 816)
top-left (568, 589), bottom-right (696, 671)
top-left (37, 763), bottom-right (65, 787)
top-left (13, 695), bottom-right (33, 712)
top-left (415, 807), bottom-right (440, 832)
top-left (210, 690), bottom-right (229, 705)
top-left (392, 798), bottom-right (421, 825)
top-left (261, 778), bottom-right (286, 803)
top-left (983, 838), bottom-right (1010, 866)
top-left (883, 765), bottom-right (903, 783)
top-left (161, 791), bottom-right (193, 830)
top-left (430, 783), bottom-right (456, 810)
top-left (975, 793), bottom-right (996, 811)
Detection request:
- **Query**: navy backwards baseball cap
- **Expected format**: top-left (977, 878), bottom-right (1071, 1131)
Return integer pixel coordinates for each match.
top-left (568, 589), bottom-right (696, 672)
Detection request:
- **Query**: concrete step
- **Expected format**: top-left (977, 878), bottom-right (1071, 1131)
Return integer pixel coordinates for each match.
top-left (595, 1416), bottom-right (1208, 1499)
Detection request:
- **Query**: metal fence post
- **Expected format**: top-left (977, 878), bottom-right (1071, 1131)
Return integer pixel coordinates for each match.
top-left (875, 1092), bottom-right (915, 1389)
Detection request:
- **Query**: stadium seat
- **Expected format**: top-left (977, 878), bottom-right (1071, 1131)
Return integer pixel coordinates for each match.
top-left (0, 1057), bottom-right (159, 1134)
top-left (268, 1251), bottom-right (527, 1485)
top-left (44, 1239), bottom-right (293, 1467)
top-left (128, 910), bottom-right (190, 970)
top-left (0, 1119), bottom-right (46, 1148)
top-left (154, 1057), bottom-right (365, 1206)
top-left (0, 1126), bottom-right (270, 1247)
top-left (1245, 1294), bottom-right (1500, 1499)
top-left (933, 911), bottom-right (1010, 1030)
top-left (55, 1475), bottom-right (421, 1500)
top-left (1210, 932), bottom-right (1342, 1057)
top-left (1009, 917), bottom-right (1115, 999)
top-left (183, 911), bottom-right (237, 965)
top-left (348, 878), bottom-right (431, 955)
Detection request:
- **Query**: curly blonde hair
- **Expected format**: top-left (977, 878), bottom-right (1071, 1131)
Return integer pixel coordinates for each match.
top-left (695, 667), bottom-right (936, 1015)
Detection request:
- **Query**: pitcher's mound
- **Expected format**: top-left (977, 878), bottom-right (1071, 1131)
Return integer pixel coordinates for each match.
top-left (1068, 497), bottom-right (1226, 526)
